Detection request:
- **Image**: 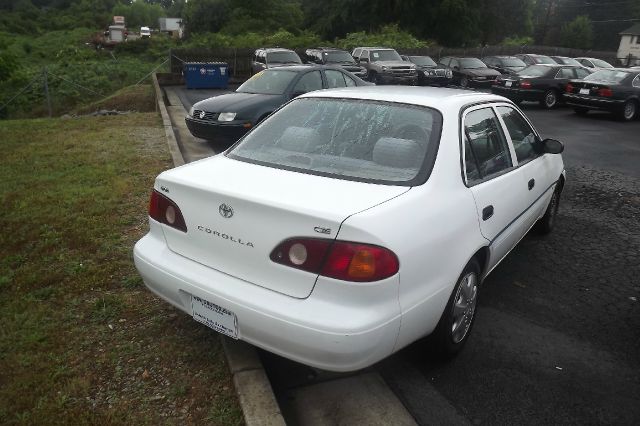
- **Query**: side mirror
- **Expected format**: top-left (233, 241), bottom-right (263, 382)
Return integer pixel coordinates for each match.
top-left (542, 138), bottom-right (564, 154)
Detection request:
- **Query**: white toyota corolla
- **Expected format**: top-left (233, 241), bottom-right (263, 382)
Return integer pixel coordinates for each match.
top-left (134, 86), bottom-right (565, 372)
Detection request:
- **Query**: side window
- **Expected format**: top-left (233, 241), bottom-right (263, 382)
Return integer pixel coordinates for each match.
top-left (326, 70), bottom-right (347, 88)
top-left (556, 68), bottom-right (574, 79)
top-left (293, 71), bottom-right (323, 94)
top-left (360, 50), bottom-right (369, 61)
top-left (496, 106), bottom-right (539, 164)
top-left (633, 75), bottom-right (640, 88)
top-left (258, 52), bottom-right (266, 64)
top-left (463, 108), bottom-right (513, 184)
top-left (344, 74), bottom-right (357, 87)
top-left (575, 68), bottom-right (591, 79)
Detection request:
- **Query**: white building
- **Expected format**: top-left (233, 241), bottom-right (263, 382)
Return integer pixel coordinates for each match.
top-left (617, 23), bottom-right (640, 66)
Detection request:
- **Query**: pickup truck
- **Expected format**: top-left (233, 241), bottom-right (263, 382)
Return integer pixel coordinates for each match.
top-left (352, 47), bottom-right (417, 85)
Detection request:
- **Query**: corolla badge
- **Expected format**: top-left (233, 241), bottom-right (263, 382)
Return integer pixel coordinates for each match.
top-left (199, 110), bottom-right (206, 119)
top-left (219, 203), bottom-right (234, 218)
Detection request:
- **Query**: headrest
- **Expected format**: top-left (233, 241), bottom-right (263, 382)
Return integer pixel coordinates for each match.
top-left (373, 137), bottom-right (422, 168)
top-left (277, 126), bottom-right (320, 152)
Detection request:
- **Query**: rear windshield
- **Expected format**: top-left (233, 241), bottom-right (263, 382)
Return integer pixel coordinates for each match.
top-left (517, 65), bottom-right (552, 77)
top-left (228, 98), bottom-right (442, 186)
top-left (237, 70), bottom-right (297, 95)
top-left (531, 55), bottom-right (556, 64)
top-left (553, 57), bottom-right (582, 66)
top-left (591, 58), bottom-right (613, 68)
top-left (584, 69), bottom-right (631, 83)
top-left (267, 51), bottom-right (302, 64)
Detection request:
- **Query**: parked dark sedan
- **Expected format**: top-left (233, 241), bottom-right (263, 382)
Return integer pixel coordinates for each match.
top-left (185, 66), bottom-right (369, 143)
top-left (305, 47), bottom-right (368, 79)
top-left (438, 56), bottom-right (501, 88)
top-left (564, 68), bottom-right (640, 121)
top-left (482, 55), bottom-right (526, 75)
top-left (401, 55), bottom-right (453, 86)
top-left (491, 64), bottom-right (591, 108)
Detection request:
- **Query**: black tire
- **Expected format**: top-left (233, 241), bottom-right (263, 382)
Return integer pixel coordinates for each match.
top-left (374, 73), bottom-right (384, 85)
top-left (536, 184), bottom-right (561, 234)
top-left (430, 258), bottom-right (480, 359)
top-left (460, 76), bottom-right (469, 88)
top-left (573, 107), bottom-right (589, 116)
top-left (541, 89), bottom-right (559, 109)
top-left (617, 100), bottom-right (638, 122)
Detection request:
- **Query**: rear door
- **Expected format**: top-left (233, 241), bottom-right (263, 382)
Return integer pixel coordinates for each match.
top-left (462, 105), bottom-right (529, 271)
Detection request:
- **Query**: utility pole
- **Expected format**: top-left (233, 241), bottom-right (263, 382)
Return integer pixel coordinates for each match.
top-left (43, 67), bottom-right (52, 118)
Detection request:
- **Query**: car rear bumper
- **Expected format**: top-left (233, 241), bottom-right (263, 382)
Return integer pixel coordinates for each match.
top-left (185, 116), bottom-right (248, 143)
top-left (133, 224), bottom-right (402, 372)
top-left (563, 94), bottom-right (626, 111)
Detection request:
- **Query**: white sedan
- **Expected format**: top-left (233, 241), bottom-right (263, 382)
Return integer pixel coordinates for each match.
top-left (134, 86), bottom-right (565, 372)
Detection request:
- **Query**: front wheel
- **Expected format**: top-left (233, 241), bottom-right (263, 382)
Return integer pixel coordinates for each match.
top-left (536, 185), bottom-right (561, 234)
top-left (430, 259), bottom-right (480, 359)
top-left (618, 100), bottom-right (638, 121)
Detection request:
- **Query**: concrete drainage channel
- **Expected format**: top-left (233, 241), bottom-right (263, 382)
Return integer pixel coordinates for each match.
top-left (152, 73), bottom-right (419, 426)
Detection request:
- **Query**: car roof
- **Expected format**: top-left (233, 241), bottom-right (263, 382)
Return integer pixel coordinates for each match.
top-left (308, 47), bottom-right (347, 52)
top-left (488, 55), bottom-right (520, 58)
top-left (261, 65), bottom-right (349, 72)
top-left (256, 48), bottom-right (296, 53)
top-left (298, 86), bottom-right (509, 111)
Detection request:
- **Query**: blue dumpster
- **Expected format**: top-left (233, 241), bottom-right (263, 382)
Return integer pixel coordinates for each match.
top-left (183, 62), bottom-right (229, 89)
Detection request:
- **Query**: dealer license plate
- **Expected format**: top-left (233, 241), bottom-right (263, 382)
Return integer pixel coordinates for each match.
top-left (579, 88), bottom-right (590, 95)
top-left (191, 295), bottom-right (238, 339)
top-left (505, 81), bottom-right (513, 87)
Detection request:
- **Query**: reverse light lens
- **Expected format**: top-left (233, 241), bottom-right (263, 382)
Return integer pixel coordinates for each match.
top-left (270, 238), bottom-right (399, 282)
top-left (218, 112), bottom-right (237, 121)
top-left (149, 190), bottom-right (187, 232)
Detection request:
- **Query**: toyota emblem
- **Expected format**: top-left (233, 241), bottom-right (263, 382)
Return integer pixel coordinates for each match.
top-left (219, 203), bottom-right (234, 218)
top-left (199, 111), bottom-right (206, 119)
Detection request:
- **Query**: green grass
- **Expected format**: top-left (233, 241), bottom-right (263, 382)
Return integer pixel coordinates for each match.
top-left (0, 113), bottom-right (243, 425)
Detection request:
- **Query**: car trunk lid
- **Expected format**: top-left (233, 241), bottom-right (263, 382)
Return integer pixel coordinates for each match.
top-left (155, 155), bottom-right (409, 298)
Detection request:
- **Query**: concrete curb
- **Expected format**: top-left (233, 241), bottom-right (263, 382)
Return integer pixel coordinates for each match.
top-left (151, 73), bottom-right (286, 426)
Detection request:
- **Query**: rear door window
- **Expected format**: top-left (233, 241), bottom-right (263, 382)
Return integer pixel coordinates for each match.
top-left (325, 70), bottom-right (347, 88)
top-left (293, 71), bottom-right (323, 93)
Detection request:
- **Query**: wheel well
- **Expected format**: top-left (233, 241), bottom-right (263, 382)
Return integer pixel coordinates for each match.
top-left (557, 174), bottom-right (565, 193)
top-left (471, 247), bottom-right (489, 280)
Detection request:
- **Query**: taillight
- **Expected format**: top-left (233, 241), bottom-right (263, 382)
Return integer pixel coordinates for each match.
top-left (149, 189), bottom-right (187, 232)
top-left (565, 83), bottom-right (574, 93)
top-left (597, 87), bottom-right (612, 97)
top-left (270, 238), bottom-right (399, 282)
top-left (520, 80), bottom-right (531, 89)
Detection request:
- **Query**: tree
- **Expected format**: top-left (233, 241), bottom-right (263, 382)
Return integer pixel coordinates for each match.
top-left (560, 15), bottom-right (593, 49)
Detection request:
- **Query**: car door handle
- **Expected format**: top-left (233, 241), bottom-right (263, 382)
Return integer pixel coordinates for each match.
top-left (528, 179), bottom-right (535, 190)
top-left (482, 205), bottom-right (494, 221)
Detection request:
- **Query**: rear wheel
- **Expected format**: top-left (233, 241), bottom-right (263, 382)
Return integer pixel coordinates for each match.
top-left (618, 100), bottom-right (638, 121)
top-left (541, 89), bottom-right (559, 109)
top-left (430, 259), bottom-right (480, 359)
top-left (573, 107), bottom-right (589, 115)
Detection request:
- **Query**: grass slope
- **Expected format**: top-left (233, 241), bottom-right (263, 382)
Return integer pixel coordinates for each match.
top-left (0, 114), bottom-right (242, 425)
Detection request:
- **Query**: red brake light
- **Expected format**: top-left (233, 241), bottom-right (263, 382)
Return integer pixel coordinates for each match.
top-left (270, 238), bottom-right (399, 282)
top-left (520, 80), bottom-right (531, 89)
top-left (149, 189), bottom-right (187, 232)
top-left (597, 87), bottom-right (612, 97)
top-left (565, 83), bottom-right (574, 93)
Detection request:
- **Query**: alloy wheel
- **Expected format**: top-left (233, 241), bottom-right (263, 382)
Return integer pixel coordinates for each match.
top-left (451, 272), bottom-right (478, 344)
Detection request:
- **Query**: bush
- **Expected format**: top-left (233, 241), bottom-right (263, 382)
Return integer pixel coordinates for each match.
top-left (501, 36), bottom-right (534, 47)
top-left (335, 24), bottom-right (430, 50)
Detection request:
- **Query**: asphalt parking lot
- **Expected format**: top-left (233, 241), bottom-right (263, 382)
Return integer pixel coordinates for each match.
top-left (174, 86), bottom-right (640, 425)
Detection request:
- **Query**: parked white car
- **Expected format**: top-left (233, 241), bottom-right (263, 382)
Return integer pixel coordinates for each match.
top-left (574, 57), bottom-right (614, 71)
top-left (134, 87), bottom-right (565, 372)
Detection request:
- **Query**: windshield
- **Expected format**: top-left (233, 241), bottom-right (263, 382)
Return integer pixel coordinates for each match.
top-left (553, 57), bottom-right (582, 66)
top-left (370, 50), bottom-right (402, 62)
top-left (460, 58), bottom-right (487, 69)
top-left (228, 98), bottom-right (442, 186)
top-left (517, 65), bottom-right (552, 77)
top-left (409, 56), bottom-right (437, 66)
top-left (501, 58), bottom-right (526, 67)
top-left (591, 58), bottom-right (614, 68)
top-left (584, 69), bottom-right (630, 83)
top-left (267, 51), bottom-right (302, 64)
top-left (324, 51), bottom-right (355, 63)
top-left (237, 70), bottom-right (297, 95)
